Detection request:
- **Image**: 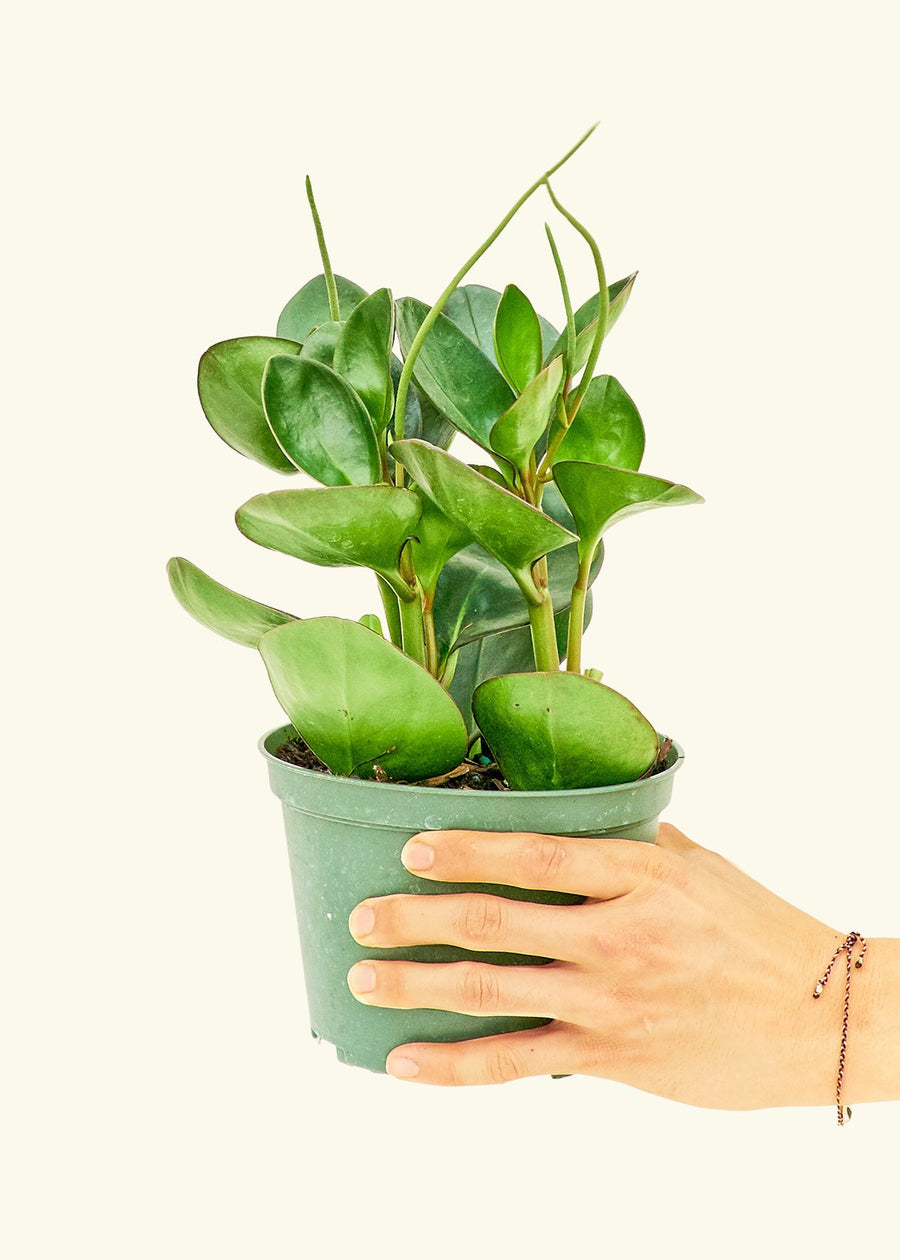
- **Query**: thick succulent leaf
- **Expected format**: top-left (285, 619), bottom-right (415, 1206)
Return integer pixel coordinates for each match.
top-left (391, 440), bottom-right (575, 591)
top-left (543, 273), bottom-right (638, 370)
top-left (333, 288), bottom-right (395, 430)
top-left (198, 336), bottom-right (302, 473)
top-left (276, 274), bottom-right (367, 342)
top-left (395, 297), bottom-right (515, 451)
top-left (262, 356), bottom-right (381, 486)
top-left (258, 617), bottom-right (468, 780)
top-left (432, 484), bottom-right (603, 656)
top-left (490, 356), bottom-right (565, 474)
top-left (166, 556), bottom-right (296, 647)
top-left (299, 320), bottom-right (343, 365)
top-left (409, 493), bottom-right (473, 595)
top-left (443, 284), bottom-right (559, 363)
top-left (552, 375), bottom-right (645, 470)
top-left (473, 671), bottom-right (658, 790)
top-left (493, 284), bottom-right (544, 392)
top-left (554, 461), bottom-right (704, 560)
top-left (235, 486), bottom-right (421, 589)
top-left (448, 599), bottom-right (587, 731)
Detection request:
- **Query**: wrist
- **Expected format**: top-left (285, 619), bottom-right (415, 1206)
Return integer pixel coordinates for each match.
top-left (841, 936), bottom-right (900, 1105)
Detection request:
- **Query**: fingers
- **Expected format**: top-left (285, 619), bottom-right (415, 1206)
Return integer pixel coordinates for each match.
top-left (384, 1024), bottom-right (582, 1086)
top-left (349, 891), bottom-right (594, 964)
top-left (347, 957), bottom-right (587, 1022)
top-left (399, 829), bottom-right (662, 899)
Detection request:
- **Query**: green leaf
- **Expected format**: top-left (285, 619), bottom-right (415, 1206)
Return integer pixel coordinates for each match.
top-left (473, 671), bottom-right (658, 790)
top-left (554, 461), bottom-right (704, 563)
top-left (258, 617), bottom-right (468, 780)
top-left (276, 274), bottom-right (368, 342)
top-left (490, 356), bottom-right (565, 474)
top-left (395, 297), bottom-right (515, 451)
top-left (299, 320), bottom-right (344, 365)
top-left (391, 440), bottom-right (575, 596)
top-left (235, 486), bottom-right (421, 593)
top-left (388, 355), bottom-right (455, 450)
top-left (333, 289), bottom-right (395, 431)
top-left (493, 284), bottom-right (544, 392)
top-left (543, 274), bottom-right (637, 371)
top-left (166, 557), bottom-right (296, 647)
top-left (262, 356), bottom-right (381, 486)
top-left (409, 493), bottom-right (473, 595)
top-left (431, 483), bottom-right (602, 657)
top-left (443, 284), bottom-right (559, 364)
top-left (198, 337), bottom-right (302, 473)
top-left (552, 375), bottom-right (645, 470)
top-left (359, 613), bottom-right (383, 635)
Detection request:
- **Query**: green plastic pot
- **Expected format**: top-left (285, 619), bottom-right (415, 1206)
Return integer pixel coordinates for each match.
top-left (260, 723), bottom-right (683, 1074)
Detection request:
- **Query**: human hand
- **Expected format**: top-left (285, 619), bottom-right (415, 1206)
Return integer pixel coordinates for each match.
top-left (345, 824), bottom-right (873, 1108)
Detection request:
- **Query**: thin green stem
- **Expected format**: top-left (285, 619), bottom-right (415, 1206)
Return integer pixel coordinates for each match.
top-left (527, 555), bottom-right (559, 671)
top-left (422, 589), bottom-right (440, 677)
top-left (398, 587), bottom-right (427, 667)
top-left (376, 575), bottom-right (403, 647)
top-left (545, 223), bottom-right (576, 374)
top-left (392, 125), bottom-right (598, 472)
top-left (565, 550), bottom-right (593, 673)
top-left (305, 176), bottom-right (341, 322)
top-left (545, 181), bottom-right (608, 420)
top-left (536, 394), bottom-right (571, 486)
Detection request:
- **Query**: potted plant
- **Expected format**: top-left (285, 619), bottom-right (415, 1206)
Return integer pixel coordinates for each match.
top-left (167, 126), bottom-right (702, 1073)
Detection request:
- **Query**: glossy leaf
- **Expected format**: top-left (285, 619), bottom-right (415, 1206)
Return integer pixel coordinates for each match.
top-left (262, 356), bottom-right (381, 486)
top-left (431, 484), bottom-right (603, 656)
top-left (276, 274), bottom-right (367, 342)
top-left (300, 320), bottom-right (343, 365)
top-left (198, 336), bottom-right (302, 473)
top-left (543, 273), bottom-right (637, 370)
top-left (552, 375), bottom-right (645, 470)
top-left (490, 356), bottom-right (565, 474)
top-left (554, 461), bottom-right (704, 561)
top-left (395, 297), bottom-right (515, 451)
top-left (443, 284), bottom-right (559, 363)
top-left (391, 440), bottom-right (575, 594)
top-left (258, 617), bottom-right (468, 780)
top-left (388, 355), bottom-right (455, 450)
top-left (235, 486), bottom-right (421, 591)
top-left (359, 613), bottom-right (383, 635)
top-left (493, 284), bottom-right (544, 393)
top-left (473, 671), bottom-right (658, 790)
top-left (166, 557), bottom-right (296, 647)
top-left (409, 493), bottom-right (473, 595)
top-left (333, 289), bottom-right (395, 430)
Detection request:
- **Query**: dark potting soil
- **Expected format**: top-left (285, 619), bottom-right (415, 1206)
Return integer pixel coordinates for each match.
top-left (273, 734), bottom-right (674, 791)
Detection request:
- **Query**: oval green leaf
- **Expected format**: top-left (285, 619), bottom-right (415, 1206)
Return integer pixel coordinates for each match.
top-left (391, 440), bottom-right (575, 594)
top-left (276, 274), bottom-right (368, 342)
top-left (443, 284), bottom-right (559, 364)
top-left (198, 336), bottom-right (302, 473)
top-left (543, 273), bottom-right (638, 371)
top-left (262, 356), bottom-right (381, 486)
top-left (473, 671), bottom-right (658, 790)
top-left (300, 320), bottom-right (344, 365)
top-left (235, 486), bottom-right (421, 590)
top-left (552, 375), bottom-right (645, 470)
top-left (490, 356), bottom-right (565, 474)
top-left (258, 617), bottom-right (468, 780)
top-left (333, 288), bottom-right (395, 430)
top-left (493, 284), bottom-right (544, 393)
top-left (167, 557), bottom-right (296, 647)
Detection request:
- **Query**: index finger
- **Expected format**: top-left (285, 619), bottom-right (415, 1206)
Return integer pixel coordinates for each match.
top-left (400, 829), bottom-right (662, 899)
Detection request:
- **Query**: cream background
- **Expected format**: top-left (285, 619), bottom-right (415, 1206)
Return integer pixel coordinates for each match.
top-left (3, 1), bottom-right (899, 1256)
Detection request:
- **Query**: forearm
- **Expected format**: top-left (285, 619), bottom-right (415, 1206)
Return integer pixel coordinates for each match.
top-left (843, 937), bottom-right (900, 1104)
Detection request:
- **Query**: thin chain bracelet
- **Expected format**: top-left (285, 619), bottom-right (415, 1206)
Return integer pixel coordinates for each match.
top-left (813, 931), bottom-right (868, 1125)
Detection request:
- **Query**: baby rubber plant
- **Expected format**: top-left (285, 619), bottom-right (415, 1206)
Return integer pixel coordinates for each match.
top-left (168, 125), bottom-right (702, 792)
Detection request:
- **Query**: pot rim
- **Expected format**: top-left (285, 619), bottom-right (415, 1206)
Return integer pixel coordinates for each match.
top-left (259, 722), bottom-right (684, 801)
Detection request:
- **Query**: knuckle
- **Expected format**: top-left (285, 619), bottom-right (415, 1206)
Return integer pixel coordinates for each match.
top-left (524, 835), bottom-right (567, 883)
top-left (460, 963), bottom-right (501, 1012)
top-left (460, 895), bottom-right (508, 946)
top-left (487, 1048), bottom-right (526, 1085)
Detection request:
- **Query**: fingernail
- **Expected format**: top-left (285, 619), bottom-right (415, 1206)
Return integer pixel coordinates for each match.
top-left (387, 1056), bottom-right (419, 1079)
top-left (349, 904), bottom-right (375, 937)
top-left (348, 963), bottom-right (376, 994)
top-left (402, 841), bottom-right (434, 871)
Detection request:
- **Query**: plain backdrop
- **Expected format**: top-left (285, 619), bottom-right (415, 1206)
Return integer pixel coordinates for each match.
top-left (3, 1), bottom-right (899, 1256)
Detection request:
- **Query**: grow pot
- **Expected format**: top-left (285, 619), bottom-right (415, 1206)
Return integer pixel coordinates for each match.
top-left (261, 723), bottom-right (683, 1074)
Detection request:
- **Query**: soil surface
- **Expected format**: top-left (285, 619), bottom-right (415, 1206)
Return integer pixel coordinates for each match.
top-left (273, 734), bottom-right (673, 791)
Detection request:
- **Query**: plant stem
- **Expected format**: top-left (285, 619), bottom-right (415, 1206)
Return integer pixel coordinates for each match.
top-left (565, 551), bottom-right (593, 673)
top-left (545, 181), bottom-right (608, 421)
top-left (376, 575), bottom-right (403, 646)
top-left (392, 125), bottom-right (598, 481)
top-left (527, 555), bottom-right (560, 671)
top-left (545, 223), bottom-right (576, 374)
top-left (398, 586), bottom-right (427, 667)
top-left (422, 589), bottom-right (440, 678)
top-left (305, 176), bottom-right (341, 322)
top-left (535, 394), bottom-right (571, 487)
